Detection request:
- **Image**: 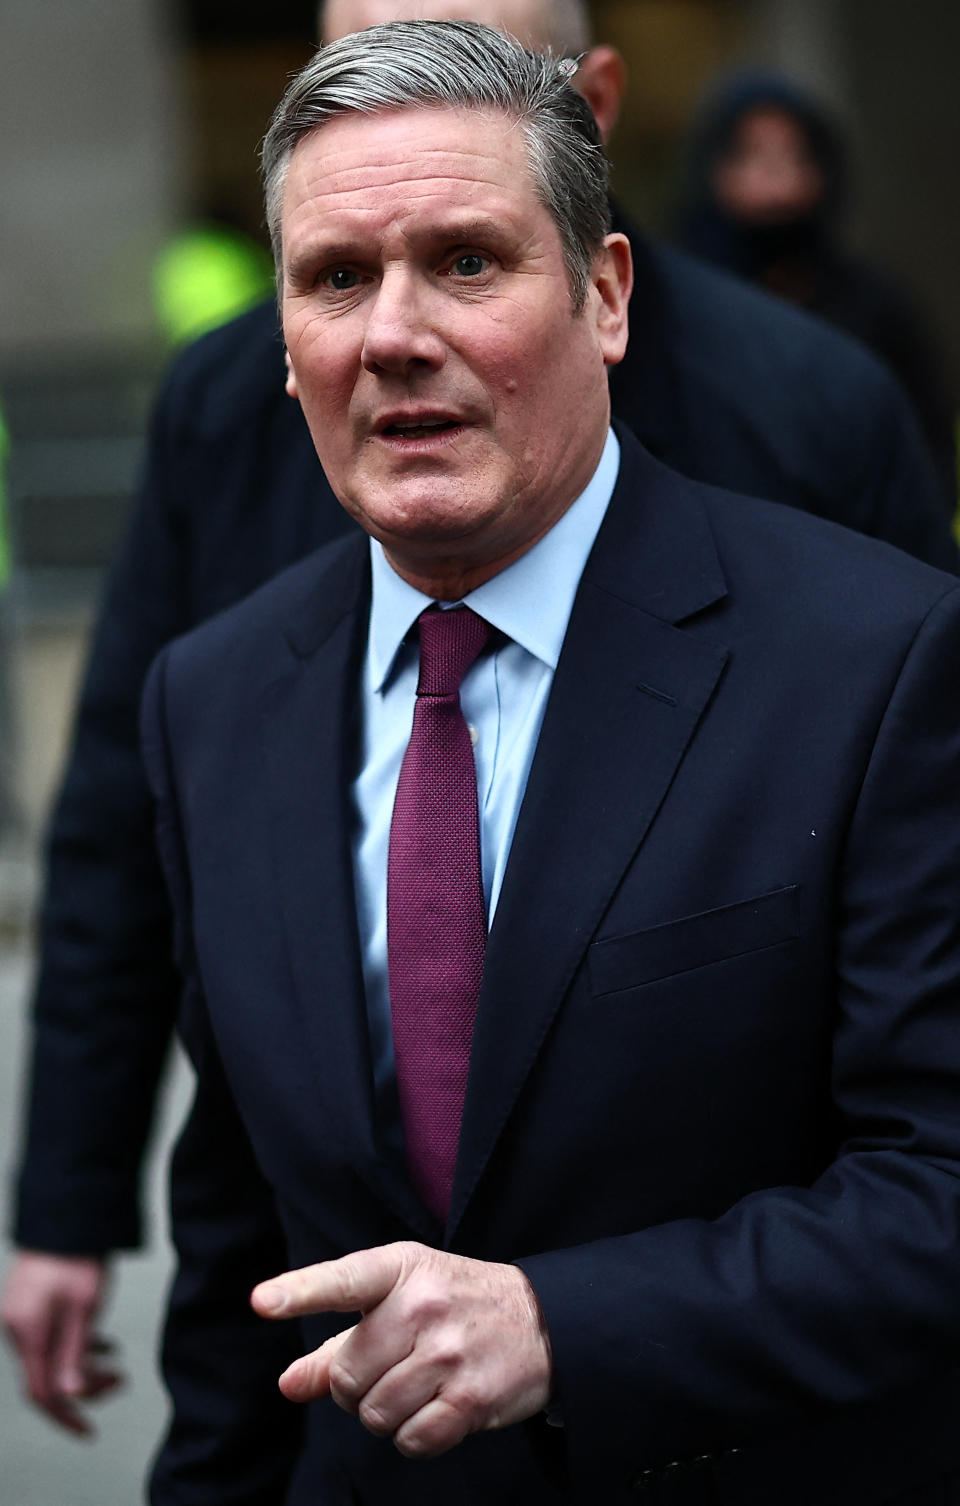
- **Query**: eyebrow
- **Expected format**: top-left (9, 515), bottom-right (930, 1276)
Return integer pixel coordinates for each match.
top-left (285, 214), bottom-right (520, 280)
top-left (420, 216), bottom-right (516, 247)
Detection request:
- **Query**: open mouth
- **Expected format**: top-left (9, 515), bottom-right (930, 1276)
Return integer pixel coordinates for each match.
top-left (381, 418), bottom-right (462, 440)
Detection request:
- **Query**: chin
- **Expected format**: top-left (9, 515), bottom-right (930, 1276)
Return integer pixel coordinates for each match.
top-left (361, 494), bottom-right (499, 546)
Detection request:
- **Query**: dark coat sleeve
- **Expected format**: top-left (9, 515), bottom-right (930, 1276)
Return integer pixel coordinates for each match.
top-left (147, 1047), bottom-right (305, 1506)
top-left (11, 306), bottom-right (343, 1256)
top-left (517, 582), bottom-right (960, 1490)
top-left (813, 256), bottom-right (958, 515)
top-left (851, 364), bottom-right (958, 572)
top-left (141, 651), bottom-right (305, 1504)
top-left (628, 241), bottom-right (958, 574)
top-left (11, 383), bottom-right (193, 1254)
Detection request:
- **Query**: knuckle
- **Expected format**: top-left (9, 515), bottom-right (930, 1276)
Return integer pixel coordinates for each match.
top-left (286, 1268), bottom-right (318, 1306)
top-left (327, 1357), bottom-right (362, 1407)
top-left (394, 1431), bottom-right (429, 1458)
top-left (400, 1276), bottom-right (450, 1328)
top-left (422, 1328), bottom-right (461, 1372)
top-left (358, 1399), bottom-right (393, 1437)
top-left (396, 1398), bottom-right (468, 1458)
top-left (276, 1266), bottom-right (311, 1304)
top-left (444, 1379), bottom-right (485, 1423)
top-left (328, 1263), bottom-right (363, 1312)
top-left (394, 1240), bottom-right (428, 1266)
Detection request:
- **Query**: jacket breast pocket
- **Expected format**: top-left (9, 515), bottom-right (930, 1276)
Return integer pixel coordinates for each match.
top-left (589, 885), bottom-right (800, 997)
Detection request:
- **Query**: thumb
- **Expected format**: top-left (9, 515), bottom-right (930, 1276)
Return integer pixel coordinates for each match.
top-left (279, 1325), bottom-right (355, 1403)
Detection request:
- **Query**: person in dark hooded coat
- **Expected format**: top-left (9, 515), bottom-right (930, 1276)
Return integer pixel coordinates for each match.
top-left (677, 69), bottom-right (957, 509)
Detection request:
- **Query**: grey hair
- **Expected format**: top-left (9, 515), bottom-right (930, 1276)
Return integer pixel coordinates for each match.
top-left (262, 19), bottom-right (610, 309)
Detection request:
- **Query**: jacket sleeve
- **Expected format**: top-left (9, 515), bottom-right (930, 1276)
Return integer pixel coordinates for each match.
top-left (148, 1043), bottom-right (305, 1506)
top-left (518, 583), bottom-right (960, 1490)
top-left (11, 363), bottom-right (197, 1255)
top-left (140, 651), bottom-right (304, 1504)
top-left (857, 365), bottom-right (958, 572)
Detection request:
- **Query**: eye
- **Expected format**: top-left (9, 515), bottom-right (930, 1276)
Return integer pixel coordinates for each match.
top-left (325, 267), bottom-right (361, 291)
top-left (450, 253), bottom-right (488, 278)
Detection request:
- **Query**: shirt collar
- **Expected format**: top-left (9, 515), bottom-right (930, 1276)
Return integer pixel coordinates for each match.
top-left (368, 427), bottom-right (621, 691)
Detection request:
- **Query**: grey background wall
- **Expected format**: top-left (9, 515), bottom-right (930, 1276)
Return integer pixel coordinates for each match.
top-left (0, 0), bottom-right (181, 359)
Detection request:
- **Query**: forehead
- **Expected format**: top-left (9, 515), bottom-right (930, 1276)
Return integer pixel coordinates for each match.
top-left (322, 0), bottom-right (548, 47)
top-left (731, 106), bottom-right (811, 151)
top-left (281, 105), bottom-right (546, 244)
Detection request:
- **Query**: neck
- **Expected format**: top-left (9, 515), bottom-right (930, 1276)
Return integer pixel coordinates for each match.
top-left (381, 426), bottom-right (612, 600)
top-left (382, 541), bottom-right (540, 603)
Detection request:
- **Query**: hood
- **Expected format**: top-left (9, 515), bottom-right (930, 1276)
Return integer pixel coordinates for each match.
top-left (674, 68), bottom-right (849, 276)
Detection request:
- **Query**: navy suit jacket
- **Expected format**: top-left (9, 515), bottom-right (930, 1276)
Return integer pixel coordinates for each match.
top-left (14, 227), bottom-right (958, 1265)
top-left (141, 430), bottom-right (960, 1506)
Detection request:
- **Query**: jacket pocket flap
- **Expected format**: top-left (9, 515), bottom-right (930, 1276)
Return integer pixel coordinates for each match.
top-left (589, 885), bottom-right (800, 996)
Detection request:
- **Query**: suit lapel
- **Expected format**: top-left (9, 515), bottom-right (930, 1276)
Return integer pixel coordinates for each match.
top-left (258, 537), bottom-right (437, 1240)
top-left (449, 436), bottom-right (730, 1237)
top-left (253, 441), bottom-right (732, 1244)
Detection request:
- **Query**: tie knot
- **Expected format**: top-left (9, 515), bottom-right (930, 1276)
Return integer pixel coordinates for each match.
top-left (415, 606), bottom-right (491, 698)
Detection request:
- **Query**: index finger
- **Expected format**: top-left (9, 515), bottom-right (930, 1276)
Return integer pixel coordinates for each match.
top-left (251, 1243), bottom-right (408, 1320)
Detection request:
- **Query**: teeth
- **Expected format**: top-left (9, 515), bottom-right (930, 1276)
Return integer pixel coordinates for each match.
top-left (388, 419), bottom-right (455, 435)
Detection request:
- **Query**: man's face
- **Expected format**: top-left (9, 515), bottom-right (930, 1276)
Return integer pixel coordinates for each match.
top-left (282, 105), bottom-right (628, 594)
top-left (321, 0), bottom-right (551, 50)
top-left (714, 107), bottom-right (824, 225)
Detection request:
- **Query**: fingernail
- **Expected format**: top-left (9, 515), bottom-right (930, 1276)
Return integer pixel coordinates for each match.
top-left (278, 1362), bottom-right (307, 1400)
top-left (255, 1283), bottom-right (288, 1315)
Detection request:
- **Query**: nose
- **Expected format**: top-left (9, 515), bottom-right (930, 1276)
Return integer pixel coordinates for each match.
top-left (750, 151), bottom-right (814, 212)
top-left (360, 268), bottom-right (447, 377)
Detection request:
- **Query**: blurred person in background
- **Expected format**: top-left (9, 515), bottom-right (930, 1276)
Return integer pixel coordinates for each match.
top-left (151, 210), bottom-right (275, 347)
top-left (676, 68), bottom-right (957, 511)
top-left (0, 405), bottom-right (26, 900)
top-left (3, 0), bottom-right (958, 1444)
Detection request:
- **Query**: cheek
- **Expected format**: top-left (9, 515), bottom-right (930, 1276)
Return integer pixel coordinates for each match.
top-left (497, 323), bottom-right (598, 417)
top-left (457, 298), bottom-right (566, 395)
top-left (285, 313), bottom-right (358, 403)
top-left (292, 358), bottom-right (357, 436)
top-left (475, 339), bottom-right (561, 420)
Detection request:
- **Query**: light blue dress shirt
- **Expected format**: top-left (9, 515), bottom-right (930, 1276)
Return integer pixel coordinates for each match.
top-left (351, 428), bottom-right (621, 1099)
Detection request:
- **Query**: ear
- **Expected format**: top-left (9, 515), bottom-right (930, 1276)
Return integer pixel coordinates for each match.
top-left (284, 347), bottom-right (299, 400)
top-left (574, 45), bottom-right (627, 143)
top-left (590, 232), bottom-right (633, 368)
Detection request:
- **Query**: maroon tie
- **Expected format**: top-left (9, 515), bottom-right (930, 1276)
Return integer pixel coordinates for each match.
top-left (387, 606), bottom-right (491, 1219)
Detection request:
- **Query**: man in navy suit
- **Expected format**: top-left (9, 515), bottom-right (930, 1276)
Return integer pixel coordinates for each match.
top-left (6, 0), bottom-right (959, 1451)
top-left (138, 21), bottom-right (960, 1505)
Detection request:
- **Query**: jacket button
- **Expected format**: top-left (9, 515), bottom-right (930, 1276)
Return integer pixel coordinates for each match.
top-left (632, 1452), bottom-right (720, 1490)
top-left (632, 1460), bottom-right (681, 1490)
